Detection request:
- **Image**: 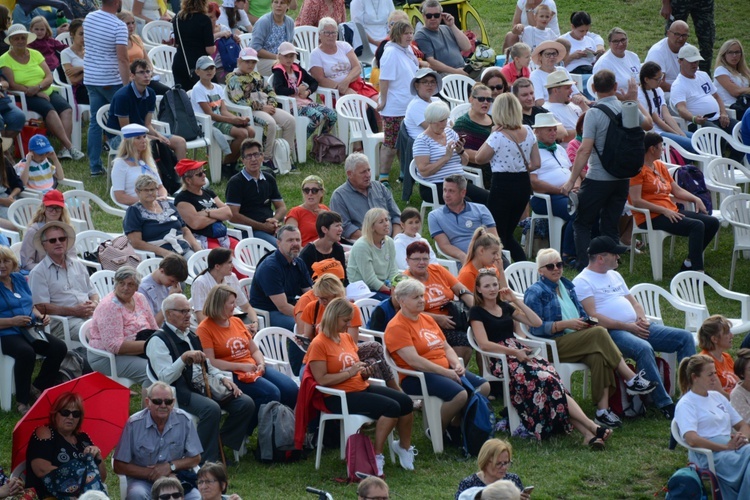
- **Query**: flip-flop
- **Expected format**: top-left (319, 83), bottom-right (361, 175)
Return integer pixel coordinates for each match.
top-left (596, 426), bottom-right (613, 442)
top-left (588, 437), bottom-right (605, 451)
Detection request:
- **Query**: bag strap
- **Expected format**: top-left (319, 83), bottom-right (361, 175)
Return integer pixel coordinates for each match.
top-left (499, 129), bottom-right (530, 169)
top-left (175, 18), bottom-right (191, 81)
top-left (590, 103), bottom-right (618, 161)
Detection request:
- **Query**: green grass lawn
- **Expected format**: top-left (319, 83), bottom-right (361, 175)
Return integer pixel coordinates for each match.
top-left (2, 0), bottom-right (749, 498)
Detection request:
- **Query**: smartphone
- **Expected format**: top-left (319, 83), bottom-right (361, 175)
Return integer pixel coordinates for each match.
top-left (703, 112), bottom-right (717, 119)
top-left (369, 359), bottom-right (383, 365)
top-left (585, 317), bottom-right (599, 326)
top-left (523, 486), bottom-right (534, 494)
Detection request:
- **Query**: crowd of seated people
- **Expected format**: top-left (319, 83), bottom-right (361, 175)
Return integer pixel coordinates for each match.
top-left (1, 0), bottom-right (750, 497)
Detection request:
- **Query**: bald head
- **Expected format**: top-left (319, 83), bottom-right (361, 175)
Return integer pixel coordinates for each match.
top-left (666, 21), bottom-right (690, 52)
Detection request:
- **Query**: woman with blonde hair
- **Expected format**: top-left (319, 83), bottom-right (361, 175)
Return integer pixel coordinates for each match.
top-left (699, 315), bottom-right (739, 399)
top-left (457, 227), bottom-right (508, 292)
top-left (475, 93), bottom-right (540, 262)
top-left (308, 297), bottom-right (415, 477)
top-left (112, 124), bottom-right (166, 206)
top-left (285, 175), bottom-right (329, 246)
top-left (456, 439), bottom-right (527, 498)
top-left (713, 39), bottom-right (750, 117)
top-left (347, 207), bottom-right (399, 300)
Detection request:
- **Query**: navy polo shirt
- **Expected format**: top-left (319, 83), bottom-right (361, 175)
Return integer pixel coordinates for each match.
top-left (249, 250), bottom-right (312, 312)
top-left (225, 169), bottom-right (283, 223)
top-left (108, 82), bottom-right (156, 130)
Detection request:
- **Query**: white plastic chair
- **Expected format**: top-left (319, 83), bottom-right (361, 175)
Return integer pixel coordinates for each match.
top-left (233, 238), bottom-right (275, 278)
top-left (293, 26), bottom-right (319, 54)
top-left (0, 227), bottom-right (19, 245)
top-left (670, 271), bottom-right (750, 335)
top-left (187, 248), bottom-right (211, 281)
top-left (448, 102), bottom-right (471, 127)
top-left (79, 319), bottom-right (136, 388)
top-left (526, 192), bottom-right (566, 257)
top-left (409, 160), bottom-right (440, 221)
top-left (9, 85), bottom-right (64, 157)
top-left (315, 379), bottom-right (395, 469)
top-left (691, 126), bottom-right (739, 161)
top-left (75, 230), bottom-right (112, 261)
top-left (148, 45), bottom-right (177, 88)
top-left (238, 32), bottom-right (253, 48)
top-left (63, 190), bottom-right (126, 232)
top-left (237, 278), bottom-right (269, 329)
top-left (17, 177), bottom-right (85, 201)
top-left (7, 198), bottom-right (40, 235)
top-left (720, 194), bottom-right (750, 290)
top-left (626, 203), bottom-right (675, 281)
top-left (136, 257), bottom-right (163, 278)
top-left (254, 327), bottom-right (300, 383)
top-left (55, 32), bottom-right (71, 46)
top-left (661, 136), bottom-right (710, 172)
top-left (504, 261), bottom-right (538, 300)
top-left (0, 335), bottom-right (16, 411)
top-left (439, 74), bottom-right (474, 110)
top-left (335, 94), bottom-right (384, 179)
top-left (90, 270), bottom-right (116, 297)
top-left (354, 298), bottom-right (380, 328)
top-left (433, 239), bottom-right (460, 276)
top-left (51, 69), bottom-right (89, 152)
top-left (142, 20), bottom-right (174, 52)
top-left (671, 419), bottom-right (716, 474)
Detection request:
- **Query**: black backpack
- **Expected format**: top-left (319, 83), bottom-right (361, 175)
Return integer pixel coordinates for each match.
top-left (674, 165), bottom-right (713, 213)
top-left (158, 86), bottom-right (203, 142)
top-left (151, 140), bottom-right (181, 195)
top-left (591, 103), bottom-right (645, 179)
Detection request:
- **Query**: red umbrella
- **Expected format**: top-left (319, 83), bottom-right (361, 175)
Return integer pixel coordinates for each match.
top-left (12, 372), bottom-right (131, 470)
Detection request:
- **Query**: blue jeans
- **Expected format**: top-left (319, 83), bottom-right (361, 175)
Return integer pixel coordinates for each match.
top-left (607, 324), bottom-right (695, 408)
top-left (253, 229), bottom-right (278, 248)
top-left (401, 371), bottom-right (487, 401)
top-left (529, 194), bottom-right (576, 257)
top-left (233, 366), bottom-right (299, 433)
top-left (660, 131), bottom-right (696, 154)
top-left (87, 85), bottom-right (121, 172)
top-left (0, 96), bottom-right (26, 132)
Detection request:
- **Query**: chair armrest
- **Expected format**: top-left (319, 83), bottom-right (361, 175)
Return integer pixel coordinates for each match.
top-left (193, 112), bottom-right (214, 143)
top-left (226, 227), bottom-right (243, 240)
top-left (255, 308), bottom-right (270, 329)
top-left (436, 258), bottom-right (458, 276)
top-left (59, 178), bottom-right (85, 190)
top-left (516, 337), bottom-right (548, 359)
top-left (77, 258), bottom-right (102, 272)
top-left (316, 385), bottom-right (350, 414)
top-left (228, 222), bottom-right (254, 239)
top-left (315, 87), bottom-right (339, 109)
top-left (275, 95), bottom-right (299, 116)
top-left (520, 330), bottom-right (561, 365)
top-left (9, 91), bottom-right (28, 111)
top-left (225, 101), bottom-right (253, 119)
top-left (151, 120), bottom-right (171, 136)
top-left (0, 228), bottom-right (20, 245)
top-left (134, 250), bottom-right (156, 259)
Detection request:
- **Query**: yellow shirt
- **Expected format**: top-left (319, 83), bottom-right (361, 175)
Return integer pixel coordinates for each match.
top-left (0, 49), bottom-right (52, 96)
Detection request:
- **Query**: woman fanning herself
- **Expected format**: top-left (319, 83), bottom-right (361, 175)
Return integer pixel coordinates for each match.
top-left (471, 270), bottom-right (612, 447)
top-left (628, 133), bottom-right (719, 273)
top-left (308, 297), bottom-right (416, 476)
top-left (674, 354), bottom-right (750, 499)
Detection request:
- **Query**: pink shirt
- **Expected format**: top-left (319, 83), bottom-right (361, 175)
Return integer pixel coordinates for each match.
top-left (500, 61), bottom-right (530, 86)
top-left (90, 292), bottom-right (158, 353)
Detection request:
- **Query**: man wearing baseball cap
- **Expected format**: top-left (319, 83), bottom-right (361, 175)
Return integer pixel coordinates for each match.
top-left (543, 70), bottom-right (588, 146)
top-left (671, 45), bottom-right (742, 161)
top-left (573, 236), bottom-right (694, 420)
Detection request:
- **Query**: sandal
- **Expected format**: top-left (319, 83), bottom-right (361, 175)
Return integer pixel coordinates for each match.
top-left (595, 426), bottom-right (613, 442)
top-left (587, 436), bottom-right (605, 451)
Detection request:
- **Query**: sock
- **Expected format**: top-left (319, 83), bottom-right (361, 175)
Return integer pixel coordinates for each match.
top-left (626, 375), bottom-right (636, 386)
top-left (596, 409), bottom-right (608, 417)
top-left (683, 259), bottom-right (692, 268)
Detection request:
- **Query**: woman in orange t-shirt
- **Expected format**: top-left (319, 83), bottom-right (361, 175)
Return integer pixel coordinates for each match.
top-left (457, 227), bottom-right (509, 292)
top-left (198, 285), bottom-right (299, 434)
top-left (698, 314), bottom-right (741, 399)
top-left (385, 278), bottom-right (489, 443)
top-left (308, 298), bottom-right (416, 476)
top-left (628, 132), bottom-right (719, 272)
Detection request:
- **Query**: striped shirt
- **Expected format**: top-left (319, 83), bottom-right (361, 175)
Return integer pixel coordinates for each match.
top-left (83, 10), bottom-right (128, 86)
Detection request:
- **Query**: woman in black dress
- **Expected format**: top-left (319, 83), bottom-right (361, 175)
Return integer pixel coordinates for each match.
top-left (172, 0), bottom-right (215, 90)
top-left (469, 269), bottom-right (611, 448)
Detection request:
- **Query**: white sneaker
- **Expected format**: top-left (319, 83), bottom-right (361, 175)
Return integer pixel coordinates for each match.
top-left (58, 147), bottom-right (72, 159)
top-left (70, 147), bottom-right (85, 161)
top-left (393, 440), bottom-right (416, 470)
top-left (375, 453), bottom-right (385, 477)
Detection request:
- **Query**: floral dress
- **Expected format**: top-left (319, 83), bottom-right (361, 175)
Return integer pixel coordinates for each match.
top-left (469, 303), bottom-right (572, 440)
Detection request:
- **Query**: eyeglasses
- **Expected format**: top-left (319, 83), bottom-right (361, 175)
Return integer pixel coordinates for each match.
top-left (58, 409), bottom-right (82, 418)
top-left (302, 187), bottom-right (322, 194)
top-left (487, 84), bottom-right (505, 91)
top-left (668, 31), bottom-right (689, 40)
top-left (158, 494), bottom-right (184, 500)
top-left (727, 50), bottom-right (743, 56)
top-left (138, 188), bottom-right (158, 193)
top-left (649, 73), bottom-right (666, 82)
top-left (45, 205), bottom-right (63, 212)
top-left (424, 12), bottom-right (442, 19)
top-left (541, 262), bottom-right (564, 271)
top-left (188, 170), bottom-right (207, 178)
top-left (494, 460), bottom-right (513, 468)
top-left (136, 70), bottom-right (153, 75)
top-left (169, 308), bottom-right (192, 315)
top-left (321, 30), bottom-right (337, 36)
top-left (150, 398), bottom-right (175, 406)
top-left (418, 79), bottom-right (437, 86)
top-left (610, 38), bottom-right (628, 45)
top-left (541, 51), bottom-right (559, 58)
top-left (43, 236), bottom-right (68, 244)
top-left (407, 257), bottom-right (430, 262)
top-left (474, 96), bottom-right (493, 103)
top-left (196, 479), bottom-right (218, 486)
top-left (243, 152), bottom-right (263, 160)
top-left (125, 21), bottom-right (136, 25)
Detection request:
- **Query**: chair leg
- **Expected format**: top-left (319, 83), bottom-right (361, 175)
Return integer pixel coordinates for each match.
top-left (730, 250), bottom-right (738, 290)
top-left (315, 418), bottom-right (326, 469)
top-left (649, 236), bottom-right (664, 281)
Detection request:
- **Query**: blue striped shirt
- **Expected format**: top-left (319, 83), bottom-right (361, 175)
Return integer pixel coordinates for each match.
top-left (83, 10), bottom-right (128, 86)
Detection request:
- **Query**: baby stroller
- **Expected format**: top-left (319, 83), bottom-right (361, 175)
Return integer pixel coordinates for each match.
top-left (399, 0), bottom-right (489, 46)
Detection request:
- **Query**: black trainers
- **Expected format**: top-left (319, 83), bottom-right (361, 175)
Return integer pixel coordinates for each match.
top-left (626, 370), bottom-right (658, 396)
top-left (594, 409), bottom-right (623, 429)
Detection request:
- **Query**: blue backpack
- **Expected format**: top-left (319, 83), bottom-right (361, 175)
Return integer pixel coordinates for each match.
top-left (666, 464), bottom-right (722, 500)
top-left (674, 165), bottom-right (713, 213)
top-left (460, 376), bottom-right (496, 456)
top-left (216, 37), bottom-right (241, 74)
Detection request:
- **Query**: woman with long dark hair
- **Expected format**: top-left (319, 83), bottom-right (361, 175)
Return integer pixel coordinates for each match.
top-left (638, 61), bottom-right (694, 152)
top-left (172, 0), bottom-right (215, 90)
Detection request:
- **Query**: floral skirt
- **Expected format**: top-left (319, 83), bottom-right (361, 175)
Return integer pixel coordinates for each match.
top-left (490, 337), bottom-right (573, 440)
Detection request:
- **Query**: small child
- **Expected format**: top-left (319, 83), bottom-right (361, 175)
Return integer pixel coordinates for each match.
top-left (519, 5), bottom-right (558, 53)
top-left (190, 55), bottom-right (255, 170)
top-left (14, 134), bottom-right (64, 193)
top-left (28, 16), bottom-right (67, 71)
top-left (393, 207), bottom-right (437, 270)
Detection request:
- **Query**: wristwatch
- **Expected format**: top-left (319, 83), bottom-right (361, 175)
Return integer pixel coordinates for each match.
top-left (169, 461), bottom-right (176, 472)
top-left (458, 289), bottom-right (471, 296)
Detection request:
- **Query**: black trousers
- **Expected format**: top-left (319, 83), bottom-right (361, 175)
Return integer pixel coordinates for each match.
top-left (488, 171), bottom-right (531, 262)
top-left (0, 332), bottom-right (67, 405)
top-left (646, 209), bottom-right (720, 270)
top-left (323, 385), bottom-right (413, 419)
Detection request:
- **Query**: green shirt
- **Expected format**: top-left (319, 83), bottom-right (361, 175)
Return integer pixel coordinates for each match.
top-left (0, 49), bottom-right (52, 96)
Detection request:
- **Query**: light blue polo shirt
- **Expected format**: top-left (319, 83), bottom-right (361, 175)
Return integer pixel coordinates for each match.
top-left (428, 201), bottom-right (496, 254)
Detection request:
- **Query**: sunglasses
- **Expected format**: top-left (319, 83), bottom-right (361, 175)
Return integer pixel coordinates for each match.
top-left (189, 170), bottom-right (207, 178)
top-left (158, 494), bottom-right (184, 500)
top-left (302, 187), bottom-right (322, 194)
top-left (542, 262), bottom-right (564, 271)
top-left (58, 409), bottom-right (82, 418)
top-left (43, 236), bottom-right (68, 244)
top-left (487, 84), bottom-right (505, 91)
top-left (150, 398), bottom-right (175, 406)
top-left (474, 96), bottom-right (493, 103)
top-left (424, 12), bottom-right (442, 19)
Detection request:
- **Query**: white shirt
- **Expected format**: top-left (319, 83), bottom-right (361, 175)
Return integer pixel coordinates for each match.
top-left (190, 81), bottom-right (227, 116)
top-left (111, 158), bottom-right (163, 199)
top-left (310, 41), bottom-right (355, 83)
top-left (404, 96), bottom-right (439, 139)
top-left (572, 267), bottom-right (637, 323)
top-left (520, 26), bottom-right (557, 53)
top-left (529, 67), bottom-right (580, 102)
top-left (532, 146), bottom-right (571, 187)
top-left (713, 65), bottom-right (749, 107)
top-left (379, 42), bottom-right (419, 117)
top-left (543, 101), bottom-right (582, 145)
top-left (190, 272), bottom-right (249, 313)
top-left (593, 50), bottom-right (641, 93)
top-left (561, 32), bottom-right (597, 73)
top-left (675, 390), bottom-right (742, 440)
top-left (645, 38), bottom-right (697, 86)
top-left (83, 10), bottom-right (129, 86)
top-left (218, 7), bottom-right (252, 32)
top-left (393, 232), bottom-right (437, 270)
top-left (350, 0), bottom-right (395, 54)
top-left (671, 70), bottom-right (720, 119)
top-left (638, 86), bottom-right (668, 133)
top-left (486, 125), bottom-right (536, 173)
top-left (516, 0), bottom-right (560, 36)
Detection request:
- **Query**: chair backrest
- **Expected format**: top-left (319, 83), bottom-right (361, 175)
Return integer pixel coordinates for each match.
top-left (671, 419), bottom-right (716, 474)
top-left (75, 229), bottom-right (112, 256)
top-left (55, 32), bottom-right (71, 46)
top-left (629, 283), bottom-right (673, 325)
top-left (352, 22), bottom-right (375, 65)
top-left (439, 75), bottom-right (474, 109)
top-left (293, 26), bottom-right (319, 53)
top-left (720, 194), bottom-right (750, 246)
top-left (238, 276), bottom-right (252, 300)
top-left (254, 327), bottom-right (296, 378)
top-left (7, 198), bottom-right (41, 233)
top-left (691, 127), bottom-right (730, 158)
top-left (239, 32), bottom-right (253, 48)
top-left (64, 190), bottom-right (126, 230)
top-left (148, 45), bottom-right (177, 87)
top-left (136, 257), bottom-right (162, 278)
top-left (706, 157), bottom-right (750, 189)
top-left (505, 261), bottom-right (539, 298)
top-left (10, 242), bottom-right (21, 259)
top-left (96, 104), bottom-right (123, 139)
top-left (234, 238), bottom-right (276, 273)
top-left (448, 102), bottom-right (471, 127)
top-left (90, 270), bottom-right (117, 297)
top-left (142, 20), bottom-right (174, 47)
top-left (733, 121), bottom-right (744, 144)
top-left (187, 249), bottom-right (211, 280)
top-left (408, 160), bottom-right (438, 197)
top-left (335, 94), bottom-right (379, 136)
top-left (354, 298), bottom-right (380, 327)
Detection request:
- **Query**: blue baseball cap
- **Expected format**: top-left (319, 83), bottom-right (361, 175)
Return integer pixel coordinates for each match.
top-left (29, 134), bottom-right (53, 154)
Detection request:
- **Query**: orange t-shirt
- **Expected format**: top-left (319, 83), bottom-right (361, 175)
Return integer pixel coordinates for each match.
top-left (306, 332), bottom-right (369, 393)
top-left (301, 301), bottom-right (362, 364)
top-left (628, 160), bottom-right (677, 226)
top-left (197, 316), bottom-right (256, 366)
top-left (701, 350), bottom-right (740, 393)
top-left (458, 261), bottom-right (502, 292)
top-left (385, 311), bottom-right (449, 382)
top-left (294, 289), bottom-right (316, 318)
top-left (405, 264), bottom-right (458, 314)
